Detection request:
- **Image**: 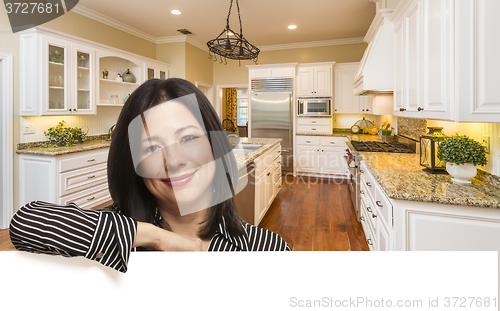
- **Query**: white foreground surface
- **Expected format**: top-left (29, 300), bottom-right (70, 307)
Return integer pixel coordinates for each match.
top-left (0, 251), bottom-right (497, 310)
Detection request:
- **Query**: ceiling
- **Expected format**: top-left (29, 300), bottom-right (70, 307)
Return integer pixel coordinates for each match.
top-left (75, 0), bottom-right (376, 48)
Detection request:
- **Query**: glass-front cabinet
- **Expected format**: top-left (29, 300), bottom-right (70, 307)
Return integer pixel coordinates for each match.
top-left (72, 44), bottom-right (94, 114)
top-left (45, 39), bottom-right (69, 114)
top-left (144, 62), bottom-right (169, 81)
top-left (39, 35), bottom-right (96, 115)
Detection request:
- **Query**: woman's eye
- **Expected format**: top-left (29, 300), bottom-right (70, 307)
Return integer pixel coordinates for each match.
top-left (180, 135), bottom-right (198, 143)
top-left (144, 144), bottom-right (161, 153)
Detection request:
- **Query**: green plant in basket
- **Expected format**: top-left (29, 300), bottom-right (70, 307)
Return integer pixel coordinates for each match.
top-left (44, 120), bottom-right (88, 147)
top-left (437, 134), bottom-right (487, 166)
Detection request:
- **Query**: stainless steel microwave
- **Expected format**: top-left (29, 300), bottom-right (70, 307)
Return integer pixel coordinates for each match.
top-left (297, 97), bottom-right (331, 116)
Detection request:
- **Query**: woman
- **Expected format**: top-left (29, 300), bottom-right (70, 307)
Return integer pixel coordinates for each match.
top-left (10, 78), bottom-right (290, 273)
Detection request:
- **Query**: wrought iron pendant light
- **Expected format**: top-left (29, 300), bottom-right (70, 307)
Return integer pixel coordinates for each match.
top-left (207, 0), bottom-right (259, 65)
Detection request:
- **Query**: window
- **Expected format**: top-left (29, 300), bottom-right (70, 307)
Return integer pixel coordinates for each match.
top-left (236, 89), bottom-right (248, 126)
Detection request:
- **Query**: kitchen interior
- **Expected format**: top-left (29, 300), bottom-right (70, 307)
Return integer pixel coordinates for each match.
top-left (1, 0), bottom-right (500, 253)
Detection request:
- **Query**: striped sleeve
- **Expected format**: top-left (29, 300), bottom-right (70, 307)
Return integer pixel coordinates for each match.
top-left (9, 201), bottom-right (137, 273)
top-left (246, 224), bottom-right (291, 251)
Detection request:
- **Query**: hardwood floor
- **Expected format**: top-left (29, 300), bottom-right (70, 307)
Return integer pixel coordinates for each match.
top-left (0, 175), bottom-right (368, 252)
top-left (258, 175), bottom-right (369, 251)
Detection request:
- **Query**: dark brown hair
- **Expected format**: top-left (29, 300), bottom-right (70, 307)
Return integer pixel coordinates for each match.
top-left (107, 78), bottom-right (245, 239)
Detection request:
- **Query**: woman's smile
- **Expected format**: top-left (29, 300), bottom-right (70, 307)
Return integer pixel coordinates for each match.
top-left (163, 170), bottom-right (197, 187)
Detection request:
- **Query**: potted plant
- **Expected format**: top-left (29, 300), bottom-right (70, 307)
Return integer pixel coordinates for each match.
top-left (44, 121), bottom-right (88, 147)
top-left (437, 134), bottom-right (487, 183)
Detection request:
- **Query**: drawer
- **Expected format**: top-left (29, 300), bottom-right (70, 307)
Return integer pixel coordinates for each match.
top-left (360, 161), bottom-right (376, 200)
top-left (297, 117), bottom-right (331, 126)
top-left (58, 183), bottom-right (111, 209)
top-left (297, 125), bottom-right (331, 134)
top-left (59, 149), bottom-right (108, 173)
top-left (360, 199), bottom-right (375, 251)
top-left (319, 136), bottom-right (346, 146)
top-left (273, 177), bottom-right (282, 198)
top-left (59, 163), bottom-right (108, 197)
top-left (296, 136), bottom-right (320, 145)
top-left (272, 162), bottom-right (281, 184)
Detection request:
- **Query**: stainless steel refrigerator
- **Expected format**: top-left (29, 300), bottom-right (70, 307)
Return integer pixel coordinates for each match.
top-left (250, 78), bottom-right (293, 172)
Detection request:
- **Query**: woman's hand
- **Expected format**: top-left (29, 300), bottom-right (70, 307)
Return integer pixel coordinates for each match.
top-left (133, 222), bottom-right (202, 251)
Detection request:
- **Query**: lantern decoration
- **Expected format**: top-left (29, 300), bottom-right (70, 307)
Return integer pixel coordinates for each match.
top-left (420, 127), bottom-right (448, 171)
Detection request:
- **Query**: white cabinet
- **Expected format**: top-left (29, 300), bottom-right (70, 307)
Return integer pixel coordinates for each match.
top-left (334, 63), bottom-right (359, 114)
top-left (247, 63), bottom-right (297, 79)
top-left (19, 149), bottom-right (111, 209)
top-left (297, 63), bottom-right (334, 97)
top-left (296, 117), bottom-right (332, 134)
top-left (296, 136), bottom-right (347, 176)
top-left (254, 145), bottom-right (282, 225)
top-left (391, 0), bottom-right (500, 122)
top-left (20, 30), bottom-right (96, 116)
top-left (144, 61), bottom-right (169, 81)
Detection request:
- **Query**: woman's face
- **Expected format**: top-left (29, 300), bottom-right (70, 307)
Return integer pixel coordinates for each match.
top-left (133, 100), bottom-right (216, 216)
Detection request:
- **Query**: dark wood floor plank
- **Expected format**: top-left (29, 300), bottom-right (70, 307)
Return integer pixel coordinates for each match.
top-left (259, 176), bottom-right (369, 252)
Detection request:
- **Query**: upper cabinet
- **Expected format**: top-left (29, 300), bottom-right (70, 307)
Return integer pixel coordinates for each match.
top-left (391, 0), bottom-right (500, 122)
top-left (297, 63), bottom-right (334, 97)
top-left (247, 63), bottom-right (297, 79)
top-left (20, 32), bottom-right (96, 116)
top-left (19, 27), bottom-right (170, 115)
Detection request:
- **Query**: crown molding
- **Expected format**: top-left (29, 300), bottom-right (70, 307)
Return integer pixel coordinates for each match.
top-left (156, 35), bottom-right (208, 52)
top-left (71, 5), bottom-right (157, 43)
top-left (258, 37), bottom-right (365, 51)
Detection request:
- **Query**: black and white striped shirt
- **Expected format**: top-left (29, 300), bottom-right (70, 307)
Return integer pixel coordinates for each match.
top-left (9, 201), bottom-right (290, 273)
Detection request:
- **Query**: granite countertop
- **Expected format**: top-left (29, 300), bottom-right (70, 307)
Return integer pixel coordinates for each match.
top-left (233, 137), bottom-right (282, 170)
top-left (360, 153), bottom-right (500, 209)
top-left (17, 135), bottom-right (282, 171)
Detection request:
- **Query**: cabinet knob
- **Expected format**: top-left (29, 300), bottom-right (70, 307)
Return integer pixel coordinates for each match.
top-left (87, 196), bottom-right (95, 201)
top-left (267, 172), bottom-right (271, 176)
top-left (278, 161), bottom-right (281, 164)
top-left (87, 175), bottom-right (96, 179)
top-left (362, 109), bottom-right (365, 111)
top-left (360, 190), bottom-right (364, 195)
top-left (306, 140), bottom-right (311, 143)
top-left (376, 201), bottom-right (383, 207)
top-left (312, 121), bottom-right (316, 123)
top-left (278, 185), bottom-right (282, 189)
top-left (317, 149), bottom-right (320, 152)
top-left (366, 182), bottom-right (372, 187)
top-left (312, 128), bottom-right (316, 130)
top-left (366, 109), bottom-right (370, 111)
top-left (335, 109), bottom-right (337, 111)
top-left (367, 238), bottom-right (373, 246)
top-left (366, 206), bottom-right (373, 213)
top-left (330, 142), bottom-right (335, 144)
top-left (372, 214), bottom-right (377, 219)
top-left (360, 216), bottom-right (365, 222)
top-left (87, 159), bottom-right (96, 162)
top-left (360, 169), bottom-right (364, 173)
top-left (418, 107), bottom-right (424, 111)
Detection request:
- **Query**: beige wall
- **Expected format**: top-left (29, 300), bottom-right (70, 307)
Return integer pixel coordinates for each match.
top-left (185, 43), bottom-right (213, 85)
top-left (213, 43), bottom-right (367, 85)
top-left (156, 42), bottom-right (185, 79)
top-left (44, 11), bottom-right (156, 59)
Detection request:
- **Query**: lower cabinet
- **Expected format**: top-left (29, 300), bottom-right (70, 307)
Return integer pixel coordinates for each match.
top-left (360, 160), bottom-right (500, 251)
top-left (19, 148), bottom-right (111, 209)
top-left (296, 136), bottom-right (347, 177)
top-left (254, 145), bottom-right (282, 225)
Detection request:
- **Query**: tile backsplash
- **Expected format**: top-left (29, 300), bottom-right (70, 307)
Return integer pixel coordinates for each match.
top-left (397, 117), bottom-right (427, 140)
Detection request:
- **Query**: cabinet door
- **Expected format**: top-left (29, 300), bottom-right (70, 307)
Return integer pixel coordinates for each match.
top-left (357, 95), bottom-right (373, 114)
top-left (158, 65), bottom-right (168, 81)
top-left (42, 36), bottom-right (70, 115)
top-left (314, 67), bottom-right (331, 96)
top-left (297, 68), bottom-right (314, 96)
top-left (72, 43), bottom-right (95, 115)
top-left (377, 219), bottom-right (392, 251)
top-left (334, 66), bottom-right (359, 114)
top-left (145, 64), bottom-right (156, 81)
top-left (404, 1), bottom-right (420, 113)
top-left (255, 173), bottom-right (266, 225)
top-left (319, 147), bottom-right (343, 175)
top-left (296, 146), bottom-right (319, 173)
top-left (393, 21), bottom-right (405, 114)
top-left (265, 168), bottom-right (274, 209)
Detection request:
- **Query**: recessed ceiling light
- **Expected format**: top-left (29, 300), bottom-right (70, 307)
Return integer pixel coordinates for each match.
top-left (288, 25), bottom-right (297, 29)
top-left (171, 10), bottom-right (181, 15)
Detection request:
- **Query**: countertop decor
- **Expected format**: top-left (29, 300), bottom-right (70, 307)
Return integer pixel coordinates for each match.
top-left (43, 120), bottom-right (88, 148)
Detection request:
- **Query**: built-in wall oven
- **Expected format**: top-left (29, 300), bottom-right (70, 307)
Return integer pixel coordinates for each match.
top-left (297, 97), bottom-right (331, 116)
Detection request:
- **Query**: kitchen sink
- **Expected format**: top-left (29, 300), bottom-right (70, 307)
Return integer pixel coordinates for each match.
top-left (232, 144), bottom-right (262, 153)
